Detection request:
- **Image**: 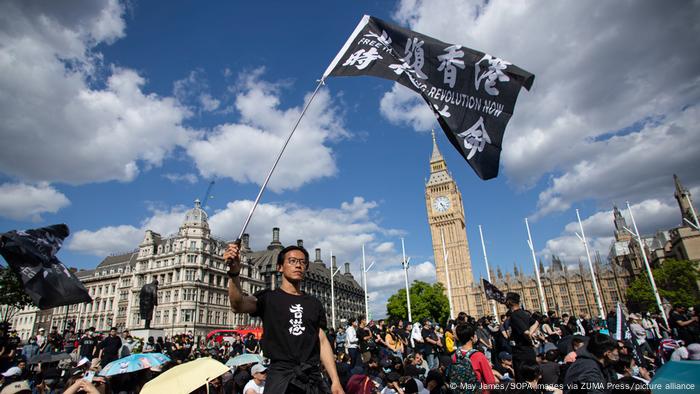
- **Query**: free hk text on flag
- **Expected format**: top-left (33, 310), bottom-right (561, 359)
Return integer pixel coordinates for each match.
top-left (324, 15), bottom-right (535, 180)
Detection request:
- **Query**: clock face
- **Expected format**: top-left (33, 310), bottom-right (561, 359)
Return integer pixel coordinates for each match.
top-left (433, 196), bottom-right (451, 212)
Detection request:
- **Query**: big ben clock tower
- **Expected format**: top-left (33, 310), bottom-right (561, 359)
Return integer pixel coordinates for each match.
top-left (425, 131), bottom-right (476, 316)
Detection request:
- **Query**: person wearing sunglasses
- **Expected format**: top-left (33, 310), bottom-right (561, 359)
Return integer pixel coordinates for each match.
top-left (226, 243), bottom-right (344, 394)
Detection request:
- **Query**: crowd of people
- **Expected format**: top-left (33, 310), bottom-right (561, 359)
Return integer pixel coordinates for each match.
top-left (0, 322), bottom-right (268, 394)
top-left (316, 294), bottom-right (700, 394)
top-left (0, 294), bottom-right (698, 393)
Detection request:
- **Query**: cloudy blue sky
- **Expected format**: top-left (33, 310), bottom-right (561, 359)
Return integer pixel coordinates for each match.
top-left (1, 0), bottom-right (698, 319)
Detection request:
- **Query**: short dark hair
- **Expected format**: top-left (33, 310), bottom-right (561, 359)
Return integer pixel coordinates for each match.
top-left (455, 323), bottom-right (476, 344)
top-left (348, 318), bottom-right (356, 325)
top-left (276, 245), bottom-right (309, 267)
top-left (587, 332), bottom-right (617, 358)
top-left (518, 363), bottom-right (541, 382)
top-left (545, 349), bottom-right (559, 362)
top-left (614, 353), bottom-right (633, 374)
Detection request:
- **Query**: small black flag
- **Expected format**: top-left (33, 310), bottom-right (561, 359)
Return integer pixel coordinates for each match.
top-left (324, 15), bottom-right (534, 180)
top-left (482, 278), bottom-right (506, 304)
top-left (0, 224), bottom-right (91, 309)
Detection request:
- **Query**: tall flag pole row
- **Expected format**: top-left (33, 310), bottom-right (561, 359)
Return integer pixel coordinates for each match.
top-left (624, 202), bottom-right (670, 329)
top-left (575, 209), bottom-right (605, 320)
top-left (440, 229), bottom-right (455, 320)
top-left (525, 218), bottom-right (548, 313)
top-left (234, 14), bottom-right (534, 240)
top-left (478, 225), bottom-right (500, 318)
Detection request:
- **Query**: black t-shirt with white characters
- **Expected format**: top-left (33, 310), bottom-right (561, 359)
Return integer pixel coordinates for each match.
top-left (79, 336), bottom-right (97, 358)
top-left (251, 288), bottom-right (327, 364)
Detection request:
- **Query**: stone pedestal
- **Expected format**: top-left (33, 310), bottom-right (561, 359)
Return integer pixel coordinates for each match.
top-left (131, 328), bottom-right (166, 341)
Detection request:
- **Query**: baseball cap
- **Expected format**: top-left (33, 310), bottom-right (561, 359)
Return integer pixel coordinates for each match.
top-left (0, 380), bottom-right (30, 394)
top-left (1, 367), bottom-right (21, 377)
top-left (77, 357), bottom-right (90, 368)
top-left (251, 363), bottom-right (267, 375)
top-left (498, 351), bottom-right (512, 360)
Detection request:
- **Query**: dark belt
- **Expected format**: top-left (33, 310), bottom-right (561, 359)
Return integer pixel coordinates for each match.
top-left (267, 360), bottom-right (329, 394)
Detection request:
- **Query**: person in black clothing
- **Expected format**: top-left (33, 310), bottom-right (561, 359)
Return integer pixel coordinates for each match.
top-left (669, 304), bottom-right (698, 344)
top-left (97, 327), bottom-right (122, 368)
top-left (506, 292), bottom-right (538, 380)
top-left (78, 329), bottom-right (98, 359)
top-left (47, 326), bottom-right (63, 352)
top-left (226, 243), bottom-right (343, 394)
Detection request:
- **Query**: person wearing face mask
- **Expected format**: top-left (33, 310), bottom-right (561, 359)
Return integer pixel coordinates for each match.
top-left (20, 337), bottom-right (39, 361)
top-left (613, 353), bottom-right (651, 385)
top-left (120, 335), bottom-right (136, 357)
top-left (78, 329), bottom-right (97, 360)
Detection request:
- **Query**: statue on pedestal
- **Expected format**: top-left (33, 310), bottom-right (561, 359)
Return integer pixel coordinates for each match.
top-left (139, 279), bottom-right (159, 329)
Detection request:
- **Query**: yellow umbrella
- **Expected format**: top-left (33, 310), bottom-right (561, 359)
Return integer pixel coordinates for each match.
top-left (140, 357), bottom-right (229, 394)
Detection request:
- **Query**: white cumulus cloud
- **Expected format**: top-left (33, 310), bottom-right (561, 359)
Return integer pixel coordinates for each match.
top-left (0, 0), bottom-right (193, 185)
top-left (186, 69), bottom-right (349, 192)
top-left (0, 183), bottom-right (70, 221)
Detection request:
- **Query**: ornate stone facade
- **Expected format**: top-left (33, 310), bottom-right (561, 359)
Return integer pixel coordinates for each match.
top-left (17, 200), bottom-right (364, 338)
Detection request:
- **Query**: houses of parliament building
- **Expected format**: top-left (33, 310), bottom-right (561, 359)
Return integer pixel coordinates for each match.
top-left (425, 131), bottom-right (700, 318)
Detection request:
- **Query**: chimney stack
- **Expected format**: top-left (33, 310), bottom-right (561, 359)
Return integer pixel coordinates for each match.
top-left (332, 255), bottom-right (337, 270)
top-left (297, 239), bottom-right (304, 248)
top-left (241, 233), bottom-right (251, 253)
top-left (267, 227), bottom-right (283, 250)
top-left (344, 262), bottom-right (350, 275)
top-left (314, 248), bottom-right (322, 263)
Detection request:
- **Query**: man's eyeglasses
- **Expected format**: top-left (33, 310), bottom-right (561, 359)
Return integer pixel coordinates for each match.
top-left (286, 258), bottom-right (308, 267)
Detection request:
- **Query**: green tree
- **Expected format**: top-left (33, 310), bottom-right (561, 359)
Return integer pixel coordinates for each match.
top-left (386, 280), bottom-right (450, 325)
top-left (0, 266), bottom-right (35, 323)
top-left (626, 259), bottom-right (700, 312)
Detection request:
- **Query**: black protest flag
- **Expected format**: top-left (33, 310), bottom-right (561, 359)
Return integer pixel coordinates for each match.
top-left (482, 278), bottom-right (506, 304)
top-left (323, 15), bottom-right (534, 180)
top-left (0, 224), bottom-right (91, 309)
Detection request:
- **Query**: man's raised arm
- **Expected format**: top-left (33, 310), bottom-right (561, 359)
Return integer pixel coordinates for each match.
top-left (225, 242), bottom-right (258, 314)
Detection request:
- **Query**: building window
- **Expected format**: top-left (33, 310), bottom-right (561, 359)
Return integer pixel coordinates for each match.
top-left (182, 309), bottom-right (194, 322)
top-left (183, 288), bottom-right (196, 301)
top-left (187, 255), bottom-right (196, 264)
top-left (185, 269), bottom-right (196, 281)
top-left (165, 291), bottom-right (171, 303)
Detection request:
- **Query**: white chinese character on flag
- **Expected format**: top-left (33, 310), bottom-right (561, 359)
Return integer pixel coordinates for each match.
top-left (437, 45), bottom-right (465, 88)
top-left (343, 48), bottom-right (383, 70)
top-left (458, 117), bottom-right (491, 160)
top-left (474, 54), bottom-right (512, 96)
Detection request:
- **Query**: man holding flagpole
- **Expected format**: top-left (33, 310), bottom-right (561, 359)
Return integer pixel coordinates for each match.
top-left (225, 242), bottom-right (344, 394)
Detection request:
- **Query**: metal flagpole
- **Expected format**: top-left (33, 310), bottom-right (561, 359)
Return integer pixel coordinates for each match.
top-left (440, 229), bottom-right (455, 320)
top-left (685, 202), bottom-right (700, 231)
top-left (478, 225), bottom-right (499, 318)
top-left (575, 209), bottom-right (605, 320)
top-left (236, 79), bottom-right (326, 241)
top-left (329, 249), bottom-right (341, 329)
top-left (401, 238), bottom-right (413, 323)
top-left (624, 202), bottom-right (670, 329)
top-left (361, 244), bottom-right (375, 320)
top-left (525, 218), bottom-right (548, 313)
